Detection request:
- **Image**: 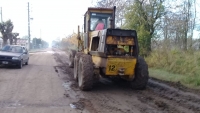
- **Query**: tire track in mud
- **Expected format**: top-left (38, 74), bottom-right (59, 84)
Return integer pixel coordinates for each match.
top-left (52, 48), bottom-right (200, 113)
top-left (146, 79), bottom-right (200, 112)
top-left (52, 49), bottom-right (98, 113)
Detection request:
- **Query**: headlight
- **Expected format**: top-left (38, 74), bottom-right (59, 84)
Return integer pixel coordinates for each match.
top-left (12, 57), bottom-right (19, 60)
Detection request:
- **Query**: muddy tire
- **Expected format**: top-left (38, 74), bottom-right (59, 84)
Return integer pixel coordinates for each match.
top-left (74, 52), bottom-right (84, 80)
top-left (68, 50), bottom-right (76, 68)
top-left (131, 56), bottom-right (149, 90)
top-left (78, 55), bottom-right (94, 91)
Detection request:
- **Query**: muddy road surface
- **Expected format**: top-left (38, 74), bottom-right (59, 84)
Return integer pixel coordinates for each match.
top-left (53, 48), bottom-right (200, 113)
top-left (0, 48), bottom-right (199, 113)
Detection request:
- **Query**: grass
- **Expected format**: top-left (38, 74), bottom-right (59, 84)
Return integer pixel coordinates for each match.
top-left (146, 48), bottom-right (200, 89)
top-left (149, 68), bottom-right (200, 89)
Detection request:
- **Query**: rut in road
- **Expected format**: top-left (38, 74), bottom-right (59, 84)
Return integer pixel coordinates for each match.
top-left (53, 48), bottom-right (200, 113)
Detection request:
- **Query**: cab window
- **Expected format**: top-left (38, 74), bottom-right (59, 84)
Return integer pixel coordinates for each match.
top-left (90, 13), bottom-right (112, 31)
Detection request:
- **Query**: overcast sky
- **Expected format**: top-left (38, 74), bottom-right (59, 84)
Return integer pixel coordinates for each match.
top-left (0, 0), bottom-right (200, 44)
top-left (0, 0), bottom-right (93, 43)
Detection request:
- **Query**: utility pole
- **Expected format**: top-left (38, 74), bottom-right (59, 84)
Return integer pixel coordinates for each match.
top-left (0, 7), bottom-right (2, 22)
top-left (28, 2), bottom-right (31, 50)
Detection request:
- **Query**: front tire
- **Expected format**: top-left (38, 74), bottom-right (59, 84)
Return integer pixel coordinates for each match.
top-left (25, 59), bottom-right (29, 65)
top-left (18, 60), bottom-right (23, 69)
top-left (74, 52), bottom-right (83, 80)
top-left (78, 55), bottom-right (94, 91)
top-left (68, 50), bottom-right (76, 68)
top-left (131, 56), bottom-right (149, 90)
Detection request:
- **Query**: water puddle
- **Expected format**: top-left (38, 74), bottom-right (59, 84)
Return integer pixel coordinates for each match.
top-left (6, 101), bottom-right (24, 109)
top-left (62, 82), bottom-right (72, 90)
top-left (46, 51), bottom-right (54, 54)
top-left (70, 101), bottom-right (85, 110)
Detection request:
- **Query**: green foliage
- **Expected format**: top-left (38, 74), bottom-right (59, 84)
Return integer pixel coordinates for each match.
top-left (32, 38), bottom-right (42, 45)
top-left (149, 69), bottom-right (185, 82)
top-left (137, 25), bottom-right (151, 55)
top-left (123, 0), bottom-right (165, 55)
top-left (149, 69), bottom-right (200, 89)
top-left (12, 33), bottom-right (19, 38)
top-left (0, 20), bottom-right (15, 46)
top-left (146, 49), bottom-right (200, 88)
top-left (32, 38), bottom-right (49, 49)
top-left (0, 19), bottom-right (13, 35)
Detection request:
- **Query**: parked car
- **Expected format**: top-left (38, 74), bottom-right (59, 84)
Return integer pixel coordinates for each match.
top-left (0, 45), bottom-right (29, 69)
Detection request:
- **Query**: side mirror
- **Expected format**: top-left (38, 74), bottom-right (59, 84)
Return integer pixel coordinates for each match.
top-left (24, 51), bottom-right (27, 54)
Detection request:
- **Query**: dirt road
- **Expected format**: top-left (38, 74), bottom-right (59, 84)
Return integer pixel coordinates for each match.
top-left (0, 48), bottom-right (200, 113)
top-left (0, 49), bottom-right (82, 113)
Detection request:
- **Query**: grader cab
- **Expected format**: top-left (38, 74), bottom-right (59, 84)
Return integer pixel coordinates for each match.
top-left (68, 6), bottom-right (149, 91)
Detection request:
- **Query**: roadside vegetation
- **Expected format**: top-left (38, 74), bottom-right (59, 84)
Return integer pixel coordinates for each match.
top-left (60, 33), bottom-right (78, 51)
top-left (115, 0), bottom-right (199, 89)
top-left (0, 20), bottom-right (19, 46)
top-left (145, 46), bottom-right (200, 89)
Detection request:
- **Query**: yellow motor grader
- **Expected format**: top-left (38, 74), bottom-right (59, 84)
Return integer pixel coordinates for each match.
top-left (68, 6), bottom-right (149, 91)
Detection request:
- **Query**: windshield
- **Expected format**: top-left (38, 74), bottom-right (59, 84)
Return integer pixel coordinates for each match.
top-left (1, 45), bottom-right (23, 53)
top-left (90, 12), bottom-right (112, 31)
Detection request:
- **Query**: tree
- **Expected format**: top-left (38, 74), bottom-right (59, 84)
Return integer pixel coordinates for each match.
top-left (12, 33), bottom-right (19, 45)
top-left (157, 0), bottom-right (197, 50)
top-left (32, 38), bottom-right (42, 48)
top-left (41, 40), bottom-right (49, 48)
top-left (181, 0), bottom-right (196, 50)
top-left (0, 20), bottom-right (14, 46)
top-left (123, 0), bottom-right (165, 55)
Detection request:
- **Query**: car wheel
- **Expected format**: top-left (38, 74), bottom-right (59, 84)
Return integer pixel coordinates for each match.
top-left (25, 60), bottom-right (29, 65)
top-left (18, 60), bottom-right (23, 69)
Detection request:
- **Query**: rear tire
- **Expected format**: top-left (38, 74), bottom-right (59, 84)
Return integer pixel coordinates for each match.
top-left (68, 50), bottom-right (76, 68)
top-left (74, 52), bottom-right (84, 80)
top-left (78, 55), bottom-right (94, 91)
top-left (131, 56), bottom-right (149, 90)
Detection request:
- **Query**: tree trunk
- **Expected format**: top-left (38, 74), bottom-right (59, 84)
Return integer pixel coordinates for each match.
top-left (14, 38), bottom-right (17, 45)
top-left (3, 38), bottom-right (8, 47)
top-left (146, 37), bottom-right (152, 52)
top-left (9, 38), bottom-right (13, 45)
top-left (183, 28), bottom-right (188, 50)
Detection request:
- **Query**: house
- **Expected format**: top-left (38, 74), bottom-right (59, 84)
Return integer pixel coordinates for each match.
top-left (16, 38), bottom-right (28, 48)
top-left (0, 38), bottom-right (29, 49)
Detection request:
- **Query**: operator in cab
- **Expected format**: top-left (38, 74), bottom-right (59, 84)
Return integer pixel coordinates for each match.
top-left (94, 18), bottom-right (105, 30)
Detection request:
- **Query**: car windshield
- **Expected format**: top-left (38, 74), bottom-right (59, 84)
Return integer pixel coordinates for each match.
top-left (1, 45), bottom-right (23, 53)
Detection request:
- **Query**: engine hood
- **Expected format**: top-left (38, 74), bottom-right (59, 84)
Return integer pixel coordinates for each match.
top-left (0, 51), bottom-right (22, 57)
